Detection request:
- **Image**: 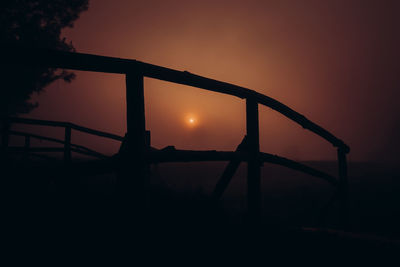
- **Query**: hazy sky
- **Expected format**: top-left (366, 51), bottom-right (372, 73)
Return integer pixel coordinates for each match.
top-left (26, 0), bottom-right (400, 162)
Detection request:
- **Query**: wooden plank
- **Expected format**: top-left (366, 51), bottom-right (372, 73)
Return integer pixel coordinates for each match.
top-left (70, 148), bottom-right (107, 159)
top-left (9, 117), bottom-right (68, 127)
top-left (7, 147), bottom-right (64, 152)
top-left (145, 149), bottom-right (336, 184)
top-left (8, 146), bottom-right (106, 159)
top-left (259, 152), bottom-right (338, 186)
top-left (9, 130), bottom-right (108, 157)
top-left (146, 149), bottom-right (244, 162)
top-left (246, 99), bottom-right (261, 219)
top-left (8, 117), bottom-right (124, 141)
top-left (211, 136), bottom-right (248, 201)
top-left (126, 71), bottom-right (146, 158)
top-left (70, 124), bottom-right (124, 141)
top-left (10, 130), bottom-right (66, 145)
top-left (8, 129), bottom-right (337, 185)
top-left (117, 70), bottom-right (148, 204)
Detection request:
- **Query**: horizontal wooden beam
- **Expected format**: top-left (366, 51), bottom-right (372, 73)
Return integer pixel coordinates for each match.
top-left (8, 147), bottom-right (64, 153)
top-left (10, 130), bottom-right (66, 145)
top-left (146, 149), bottom-right (243, 162)
top-left (70, 124), bottom-right (123, 141)
top-left (259, 153), bottom-right (338, 186)
top-left (8, 117), bottom-right (124, 141)
top-left (8, 117), bottom-right (69, 128)
top-left (2, 47), bottom-right (349, 152)
top-left (146, 148), bottom-right (337, 185)
top-left (10, 130), bottom-right (108, 156)
top-left (70, 148), bottom-right (107, 159)
top-left (8, 146), bottom-right (107, 159)
top-left (6, 146), bottom-right (337, 185)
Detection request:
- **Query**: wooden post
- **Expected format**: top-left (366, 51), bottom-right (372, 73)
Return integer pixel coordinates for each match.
top-left (246, 98), bottom-right (261, 221)
top-left (120, 69), bottom-right (148, 205)
top-left (337, 147), bottom-right (349, 228)
top-left (64, 126), bottom-right (71, 163)
top-left (145, 130), bottom-right (151, 148)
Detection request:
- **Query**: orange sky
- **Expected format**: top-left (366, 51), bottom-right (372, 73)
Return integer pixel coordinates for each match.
top-left (24, 0), bottom-right (400, 162)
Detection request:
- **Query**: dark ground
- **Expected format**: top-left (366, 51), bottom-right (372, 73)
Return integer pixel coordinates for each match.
top-left (2, 156), bottom-right (400, 262)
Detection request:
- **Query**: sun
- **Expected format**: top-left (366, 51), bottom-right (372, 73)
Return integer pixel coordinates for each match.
top-left (185, 114), bottom-right (198, 128)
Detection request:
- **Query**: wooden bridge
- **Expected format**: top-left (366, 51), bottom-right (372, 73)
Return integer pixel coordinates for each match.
top-left (1, 47), bottom-right (350, 223)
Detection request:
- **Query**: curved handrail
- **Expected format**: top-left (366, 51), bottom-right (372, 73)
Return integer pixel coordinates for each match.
top-left (3, 118), bottom-right (123, 160)
top-left (8, 130), bottom-right (108, 159)
top-left (2, 47), bottom-right (349, 152)
top-left (8, 117), bottom-right (124, 142)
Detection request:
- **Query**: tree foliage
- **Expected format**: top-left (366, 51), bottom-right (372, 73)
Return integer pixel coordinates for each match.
top-left (0, 0), bottom-right (89, 116)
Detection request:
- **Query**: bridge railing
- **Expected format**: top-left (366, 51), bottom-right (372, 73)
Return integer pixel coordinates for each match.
top-left (1, 46), bottom-right (350, 223)
top-left (1, 117), bottom-right (123, 162)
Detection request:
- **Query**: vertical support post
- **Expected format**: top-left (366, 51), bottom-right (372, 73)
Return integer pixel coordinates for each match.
top-left (145, 130), bottom-right (151, 149)
top-left (246, 98), bottom-right (261, 221)
top-left (64, 126), bottom-right (71, 163)
top-left (337, 147), bottom-right (348, 229)
top-left (120, 68), bottom-right (148, 206)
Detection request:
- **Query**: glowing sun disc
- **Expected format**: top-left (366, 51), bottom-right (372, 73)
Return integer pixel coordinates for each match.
top-left (185, 114), bottom-right (198, 127)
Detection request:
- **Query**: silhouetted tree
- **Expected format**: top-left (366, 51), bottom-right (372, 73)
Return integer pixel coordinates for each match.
top-left (0, 0), bottom-right (89, 117)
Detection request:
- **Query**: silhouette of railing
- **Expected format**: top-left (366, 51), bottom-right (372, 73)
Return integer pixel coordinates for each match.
top-left (1, 117), bottom-right (123, 162)
top-left (1, 47), bottom-right (350, 223)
